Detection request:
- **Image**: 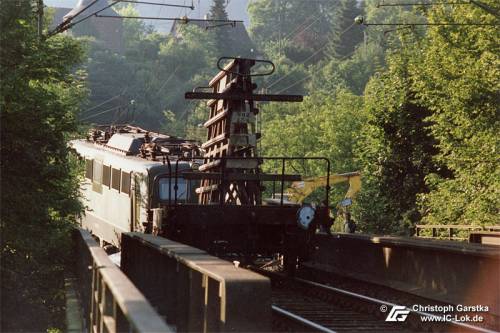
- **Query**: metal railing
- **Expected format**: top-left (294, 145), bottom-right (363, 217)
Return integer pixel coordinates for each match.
top-left (74, 228), bottom-right (172, 333)
top-left (161, 156), bottom-right (331, 207)
top-left (415, 224), bottom-right (491, 241)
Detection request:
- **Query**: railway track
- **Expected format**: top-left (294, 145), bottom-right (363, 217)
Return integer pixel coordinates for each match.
top-left (271, 278), bottom-right (404, 332)
top-left (259, 269), bottom-right (498, 333)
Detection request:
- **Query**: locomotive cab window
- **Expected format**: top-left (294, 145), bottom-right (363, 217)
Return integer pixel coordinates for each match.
top-left (158, 178), bottom-right (188, 201)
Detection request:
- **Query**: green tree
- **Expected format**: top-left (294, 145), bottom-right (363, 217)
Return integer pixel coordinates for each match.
top-left (81, 5), bottom-right (168, 128)
top-left (260, 90), bottom-right (365, 206)
top-left (327, 0), bottom-right (364, 59)
top-left (208, 0), bottom-right (231, 52)
top-left (354, 43), bottom-right (441, 235)
top-left (81, 10), bottom-right (217, 132)
top-left (157, 25), bottom-right (218, 135)
top-left (248, 0), bottom-right (339, 61)
top-left (118, 3), bottom-right (150, 51)
top-left (410, 1), bottom-right (500, 226)
top-left (0, 1), bottom-right (86, 331)
top-left (312, 42), bottom-right (386, 95)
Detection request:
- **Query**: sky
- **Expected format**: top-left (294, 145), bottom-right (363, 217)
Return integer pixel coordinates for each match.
top-left (45, 0), bottom-right (251, 32)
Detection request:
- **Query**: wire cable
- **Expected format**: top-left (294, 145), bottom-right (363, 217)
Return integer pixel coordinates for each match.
top-left (48, 0), bottom-right (123, 37)
top-left (49, 0), bottom-right (100, 36)
top-left (282, 14), bottom-right (316, 41)
top-left (377, 1), bottom-right (471, 6)
top-left (95, 14), bottom-right (243, 24)
top-left (80, 104), bottom-right (124, 121)
top-left (285, 15), bottom-right (322, 42)
top-left (275, 48), bottom-right (358, 94)
top-left (119, 1), bottom-right (194, 10)
top-left (376, 0), bottom-right (500, 18)
top-left (81, 88), bottom-right (127, 115)
top-left (265, 22), bottom-right (356, 91)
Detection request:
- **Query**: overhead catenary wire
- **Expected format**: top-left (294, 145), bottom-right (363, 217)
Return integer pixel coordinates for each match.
top-left (275, 48), bottom-right (358, 95)
top-left (49, 0), bottom-right (100, 36)
top-left (362, 21), bottom-right (499, 26)
top-left (278, 15), bottom-right (324, 49)
top-left (48, 0), bottom-right (123, 37)
top-left (377, 1), bottom-right (472, 6)
top-left (81, 88), bottom-right (127, 115)
top-left (94, 14), bottom-right (243, 25)
top-left (376, 0), bottom-right (499, 18)
top-left (157, 66), bottom-right (182, 112)
top-left (282, 14), bottom-right (318, 41)
top-left (81, 104), bottom-right (125, 121)
top-left (111, 104), bottom-right (122, 125)
top-left (48, 0), bottom-right (198, 37)
top-left (156, 67), bottom-right (180, 98)
top-left (265, 22), bottom-right (357, 91)
top-left (119, 0), bottom-right (194, 10)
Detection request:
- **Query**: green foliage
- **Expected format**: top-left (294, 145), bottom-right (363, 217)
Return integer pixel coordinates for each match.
top-left (353, 2), bottom-right (499, 232)
top-left (312, 42), bottom-right (386, 95)
top-left (118, 4), bottom-right (151, 50)
top-left (81, 5), bottom-right (261, 133)
top-left (32, 0), bottom-right (497, 245)
top-left (248, 0), bottom-right (339, 61)
top-left (326, 0), bottom-right (364, 59)
top-left (354, 44), bottom-right (441, 234)
top-left (208, 0), bottom-right (231, 53)
top-left (162, 110), bottom-right (186, 136)
top-left (81, 16), bottom-right (218, 131)
top-left (261, 90), bottom-right (365, 207)
top-left (362, 0), bottom-right (426, 47)
top-left (409, 1), bottom-right (500, 226)
top-left (0, 1), bottom-right (86, 331)
top-left (260, 57), bottom-right (309, 95)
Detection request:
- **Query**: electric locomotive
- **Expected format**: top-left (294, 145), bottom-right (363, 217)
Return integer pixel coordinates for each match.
top-left (69, 124), bottom-right (202, 248)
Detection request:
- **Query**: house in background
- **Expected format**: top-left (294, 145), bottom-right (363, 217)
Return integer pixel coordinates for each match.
top-left (49, 0), bottom-right (123, 53)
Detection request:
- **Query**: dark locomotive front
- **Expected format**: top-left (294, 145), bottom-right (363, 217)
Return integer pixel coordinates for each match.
top-left (152, 58), bottom-right (333, 273)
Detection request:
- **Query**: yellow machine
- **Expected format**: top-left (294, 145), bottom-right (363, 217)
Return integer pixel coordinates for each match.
top-left (287, 172), bottom-right (361, 206)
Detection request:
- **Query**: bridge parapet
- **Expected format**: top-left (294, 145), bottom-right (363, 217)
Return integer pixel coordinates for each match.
top-left (121, 232), bottom-right (271, 332)
top-left (74, 228), bottom-right (172, 333)
top-left (305, 233), bottom-right (500, 317)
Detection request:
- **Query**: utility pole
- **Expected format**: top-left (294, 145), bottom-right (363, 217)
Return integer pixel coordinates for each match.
top-left (37, 0), bottom-right (44, 39)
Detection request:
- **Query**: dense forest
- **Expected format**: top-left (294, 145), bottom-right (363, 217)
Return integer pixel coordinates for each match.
top-left (1, 0), bottom-right (499, 331)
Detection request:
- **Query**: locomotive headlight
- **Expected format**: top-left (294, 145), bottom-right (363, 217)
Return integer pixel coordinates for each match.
top-left (297, 204), bottom-right (315, 230)
top-left (190, 162), bottom-right (200, 170)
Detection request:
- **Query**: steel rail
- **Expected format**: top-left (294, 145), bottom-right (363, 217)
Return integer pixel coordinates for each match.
top-left (271, 305), bottom-right (337, 333)
top-left (295, 277), bottom-right (498, 333)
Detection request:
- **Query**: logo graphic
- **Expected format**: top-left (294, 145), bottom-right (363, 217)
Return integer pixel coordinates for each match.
top-left (385, 305), bottom-right (410, 322)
